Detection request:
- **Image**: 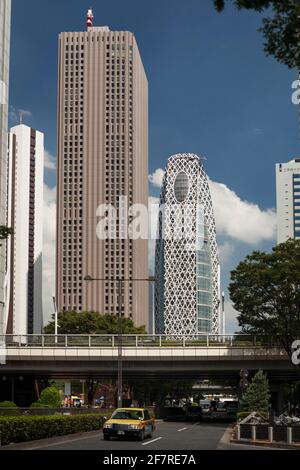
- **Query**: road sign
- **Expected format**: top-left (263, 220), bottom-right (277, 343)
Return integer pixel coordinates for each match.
top-left (240, 369), bottom-right (249, 379)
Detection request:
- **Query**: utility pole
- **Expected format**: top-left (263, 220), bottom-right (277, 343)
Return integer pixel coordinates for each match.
top-left (52, 296), bottom-right (58, 345)
top-left (84, 276), bottom-right (155, 408)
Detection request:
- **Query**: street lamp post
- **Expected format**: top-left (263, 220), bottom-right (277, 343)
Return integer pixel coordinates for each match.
top-left (52, 296), bottom-right (59, 345)
top-left (84, 275), bottom-right (155, 408)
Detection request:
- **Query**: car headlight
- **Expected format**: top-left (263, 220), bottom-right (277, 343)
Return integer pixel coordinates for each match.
top-left (128, 424), bottom-right (141, 430)
top-left (103, 424), bottom-right (113, 429)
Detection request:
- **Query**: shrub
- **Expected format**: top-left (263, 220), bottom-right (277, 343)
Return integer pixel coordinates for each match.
top-left (30, 402), bottom-right (50, 409)
top-left (0, 401), bottom-right (17, 408)
top-left (0, 401), bottom-right (19, 417)
top-left (0, 414), bottom-right (106, 446)
top-left (38, 386), bottom-right (61, 408)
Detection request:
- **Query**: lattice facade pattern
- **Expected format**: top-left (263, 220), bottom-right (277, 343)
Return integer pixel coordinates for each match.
top-left (155, 154), bottom-right (220, 338)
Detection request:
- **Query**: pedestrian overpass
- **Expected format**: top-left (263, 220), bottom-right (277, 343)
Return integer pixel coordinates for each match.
top-left (0, 334), bottom-right (296, 381)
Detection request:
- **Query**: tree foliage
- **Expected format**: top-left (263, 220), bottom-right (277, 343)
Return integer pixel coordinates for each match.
top-left (213, 0), bottom-right (300, 68)
top-left (229, 239), bottom-right (300, 357)
top-left (44, 311), bottom-right (146, 335)
top-left (38, 386), bottom-right (61, 408)
top-left (0, 226), bottom-right (14, 247)
top-left (240, 369), bottom-right (270, 412)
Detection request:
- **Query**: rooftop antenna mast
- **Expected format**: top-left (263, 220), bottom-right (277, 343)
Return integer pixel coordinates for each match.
top-left (87, 8), bottom-right (94, 29)
top-left (19, 110), bottom-right (24, 125)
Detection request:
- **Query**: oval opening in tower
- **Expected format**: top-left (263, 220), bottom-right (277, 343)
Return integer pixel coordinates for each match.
top-left (174, 172), bottom-right (189, 203)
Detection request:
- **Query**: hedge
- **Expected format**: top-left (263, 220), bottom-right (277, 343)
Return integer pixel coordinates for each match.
top-left (0, 413), bottom-right (106, 446)
top-left (237, 411), bottom-right (268, 422)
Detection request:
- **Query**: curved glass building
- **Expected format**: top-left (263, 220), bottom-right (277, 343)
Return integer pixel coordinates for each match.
top-left (155, 153), bottom-right (220, 338)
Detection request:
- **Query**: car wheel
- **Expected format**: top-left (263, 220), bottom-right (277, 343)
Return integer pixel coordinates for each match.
top-left (104, 435), bottom-right (110, 441)
top-left (138, 430), bottom-right (145, 441)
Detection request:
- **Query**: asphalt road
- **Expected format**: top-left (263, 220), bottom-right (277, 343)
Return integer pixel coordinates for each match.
top-left (2, 421), bottom-right (278, 451)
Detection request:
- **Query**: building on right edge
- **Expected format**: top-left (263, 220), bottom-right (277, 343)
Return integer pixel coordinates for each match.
top-left (154, 153), bottom-right (221, 338)
top-left (276, 159), bottom-right (300, 244)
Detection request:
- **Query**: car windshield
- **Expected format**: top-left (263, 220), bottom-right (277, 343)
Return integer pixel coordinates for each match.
top-left (111, 410), bottom-right (143, 420)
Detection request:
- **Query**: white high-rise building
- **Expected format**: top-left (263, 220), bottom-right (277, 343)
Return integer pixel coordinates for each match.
top-left (276, 158), bottom-right (300, 244)
top-left (0, 0), bottom-right (11, 337)
top-left (4, 125), bottom-right (44, 335)
top-left (155, 154), bottom-right (221, 338)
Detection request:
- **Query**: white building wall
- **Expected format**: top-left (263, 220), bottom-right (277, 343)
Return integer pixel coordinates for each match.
top-left (0, 0), bottom-right (11, 337)
top-left (33, 131), bottom-right (44, 333)
top-left (276, 159), bottom-right (300, 244)
top-left (6, 125), bottom-right (44, 335)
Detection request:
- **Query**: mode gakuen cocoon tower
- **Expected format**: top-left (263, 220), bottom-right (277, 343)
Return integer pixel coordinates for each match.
top-left (155, 154), bottom-right (221, 338)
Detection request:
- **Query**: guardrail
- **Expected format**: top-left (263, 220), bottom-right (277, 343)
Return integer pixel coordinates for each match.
top-left (0, 334), bottom-right (282, 348)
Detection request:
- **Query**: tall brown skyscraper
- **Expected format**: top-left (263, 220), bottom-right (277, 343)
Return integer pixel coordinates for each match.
top-left (56, 12), bottom-right (149, 329)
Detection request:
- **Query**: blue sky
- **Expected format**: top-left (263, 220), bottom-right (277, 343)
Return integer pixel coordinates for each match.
top-left (9, 0), bottom-right (299, 330)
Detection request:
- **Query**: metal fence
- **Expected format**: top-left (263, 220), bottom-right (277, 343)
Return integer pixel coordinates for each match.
top-left (0, 334), bottom-right (282, 348)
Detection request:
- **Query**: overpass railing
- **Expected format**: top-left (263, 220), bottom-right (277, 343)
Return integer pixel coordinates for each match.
top-left (0, 334), bottom-right (282, 348)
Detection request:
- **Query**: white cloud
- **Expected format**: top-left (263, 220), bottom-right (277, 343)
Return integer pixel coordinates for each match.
top-left (149, 168), bottom-right (165, 188)
top-left (43, 184), bottom-right (56, 326)
top-left (149, 168), bottom-right (276, 245)
top-left (219, 241), bottom-right (235, 265)
top-left (44, 150), bottom-right (56, 171)
top-left (209, 180), bottom-right (276, 245)
top-left (9, 106), bottom-right (32, 124)
top-left (224, 301), bottom-right (240, 334)
top-left (148, 196), bottom-right (159, 272)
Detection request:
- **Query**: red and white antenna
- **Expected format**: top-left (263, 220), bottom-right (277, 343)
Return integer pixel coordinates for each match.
top-left (87, 8), bottom-right (94, 29)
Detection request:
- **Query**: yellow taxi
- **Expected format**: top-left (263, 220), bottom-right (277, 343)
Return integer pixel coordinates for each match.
top-left (103, 408), bottom-right (155, 441)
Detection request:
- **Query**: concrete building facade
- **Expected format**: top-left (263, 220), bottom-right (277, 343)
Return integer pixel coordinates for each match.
top-left (5, 125), bottom-right (44, 335)
top-left (0, 0), bottom-right (11, 336)
top-left (155, 154), bottom-right (221, 338)
top-left (56, 15), bottom-right (149, 329)
top-left (276, 159), bottom-right (300, 244)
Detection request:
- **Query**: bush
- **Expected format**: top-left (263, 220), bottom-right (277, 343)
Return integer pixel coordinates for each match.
top-left (0, 401), bottom-right (17, 408)
top-left (30, 402), bottom-right (50, 409)
top-left (0, 414), bottom-right (106, 446)
top-left (0, 401), bottom-right (19, 417)
top-left (38, 386), bottom-right (61, 408)
top-left (237, 411), bottom-right (268, 422)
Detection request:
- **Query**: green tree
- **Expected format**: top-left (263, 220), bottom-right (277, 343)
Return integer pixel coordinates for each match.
top-left (44, 311), bottom-right (146, 335)
top-left (213, 0), bottom-right (300, 68)
top-left (38, 386), bottom-right (61, 408)
top-left (0, 226), bottom-right (14, 247)
top-left (229, 239), bottom-right (300, 358)
top-left (240, 369), bottom-right (270, 412)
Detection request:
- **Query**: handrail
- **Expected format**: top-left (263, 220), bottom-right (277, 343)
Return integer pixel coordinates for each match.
top-left (0, 334), bottom-right (281, 348)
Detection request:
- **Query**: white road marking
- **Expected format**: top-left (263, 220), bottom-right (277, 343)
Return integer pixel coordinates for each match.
top-left (20, 432), bottom-right (101, 450)
top-left (142, 437), bottom-right (163, 446)
top-left (178, 427), bottom-right (188, 432)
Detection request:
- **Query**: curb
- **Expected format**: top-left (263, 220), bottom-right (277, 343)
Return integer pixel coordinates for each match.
top-left (230, 438), bottom-right (300, 450)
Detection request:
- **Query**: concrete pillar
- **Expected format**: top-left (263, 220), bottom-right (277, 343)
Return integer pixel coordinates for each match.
top-left (268, 426), bottom-right (273, 443)
top-left (287, 427), bottom-right (292, 445)
top-left (251, 425), bottom-right (256, 441)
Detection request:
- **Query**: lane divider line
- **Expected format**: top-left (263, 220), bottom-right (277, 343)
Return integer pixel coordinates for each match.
top-left (142, 437), bottom-right (163, 446)
top-left (178, 427), bottom-right (188, 432)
